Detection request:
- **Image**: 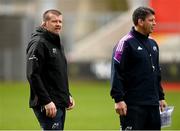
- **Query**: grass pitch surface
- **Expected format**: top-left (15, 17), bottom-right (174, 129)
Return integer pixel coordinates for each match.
top-left (0, 80), bottom-right (179, 130)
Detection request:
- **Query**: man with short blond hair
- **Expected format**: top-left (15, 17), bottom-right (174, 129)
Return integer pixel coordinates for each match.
top-left (26, 9), bottom-right (75, 130)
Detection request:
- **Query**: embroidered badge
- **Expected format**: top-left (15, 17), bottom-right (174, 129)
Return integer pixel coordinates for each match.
top-left (52, 48), bottom-right (57, 54)
top-left (137, 46), bottom-right (143, 50)
top-left (28, 55), bottom-right (38, 61)
top-left (153, 46), bottom-right (157, 52)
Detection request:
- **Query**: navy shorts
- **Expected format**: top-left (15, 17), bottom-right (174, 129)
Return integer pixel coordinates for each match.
top-left (120, 105), bottom-right (161, 130)
top-left (33, 107), bottom-right (66, 130)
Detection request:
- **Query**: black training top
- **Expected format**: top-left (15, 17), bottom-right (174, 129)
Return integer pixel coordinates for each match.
top-left (111, 27), bottom-right (165, 106)
top-left (26, 27), bottom-right (70, 108)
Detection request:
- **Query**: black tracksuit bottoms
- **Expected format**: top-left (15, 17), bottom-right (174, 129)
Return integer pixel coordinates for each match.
top-left (120, 105), bottom-right (161, 130)
top-left (33, 107), bottom-right (66, 130)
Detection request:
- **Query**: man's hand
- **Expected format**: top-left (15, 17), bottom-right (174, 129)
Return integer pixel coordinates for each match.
top-left (115, 101), bottom-right (127, 116)
top-left (66, 96), bottom-right (75, 110)
top-left (159, 100), bottom-right (167, 112)
top-left (44, 101), bottom-right (57, 118)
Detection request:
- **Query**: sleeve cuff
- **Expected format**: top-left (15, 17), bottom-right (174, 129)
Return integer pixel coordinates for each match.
top-left (114, 97), bottom-right (124, 103)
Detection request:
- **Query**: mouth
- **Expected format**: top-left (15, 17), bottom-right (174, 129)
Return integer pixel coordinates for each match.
top-left (151, 26), bottom-right (155, 30)
top-left (55, 28), bottom-right (60, 30)
top-left (54, 28), bottom-right (61, 33)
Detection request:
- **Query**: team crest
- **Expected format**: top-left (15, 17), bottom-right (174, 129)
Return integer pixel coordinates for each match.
top-left (153, 46), bottom-right (157, 52)
top-left (52, 48), bottom-right (57, 54)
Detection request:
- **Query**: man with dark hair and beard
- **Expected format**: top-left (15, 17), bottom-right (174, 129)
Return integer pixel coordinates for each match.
top-left (110, 6), bottom-right (167, 130)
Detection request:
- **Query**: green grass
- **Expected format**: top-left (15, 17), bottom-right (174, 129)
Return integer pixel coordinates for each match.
top-left (0, 80), bottom-right (180, 130)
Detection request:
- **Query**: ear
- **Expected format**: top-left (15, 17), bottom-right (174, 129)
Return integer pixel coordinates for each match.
top-left (138, 19), bottom-right (144, 26)
top-left (41, 21), bottom-right (46, 27)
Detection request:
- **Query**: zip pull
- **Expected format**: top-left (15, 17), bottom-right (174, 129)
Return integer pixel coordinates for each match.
top-left (152, 65), bottom-right (155, 72)
top-left (149, 53), bottom-right (155, 72)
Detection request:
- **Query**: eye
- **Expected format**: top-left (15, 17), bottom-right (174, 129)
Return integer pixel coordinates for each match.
top-left (51, 20), bottom-right (56, 23)
top-left (148, 18), bottom-right (155, 22)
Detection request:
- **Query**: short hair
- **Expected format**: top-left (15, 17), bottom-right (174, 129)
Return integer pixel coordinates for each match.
top-left (43, 9), bottom-right (62, 21)
top-left (132, 6), bottom-right (155, 25)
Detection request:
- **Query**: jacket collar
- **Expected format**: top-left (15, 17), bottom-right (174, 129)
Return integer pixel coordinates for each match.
top-left (130, 27), bottom-right (149, 41)
top-left (36, 26), bottom-right (61, 47)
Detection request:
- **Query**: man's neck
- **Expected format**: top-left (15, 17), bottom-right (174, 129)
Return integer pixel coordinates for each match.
top-left (134, 26), bottom-right (148, 36)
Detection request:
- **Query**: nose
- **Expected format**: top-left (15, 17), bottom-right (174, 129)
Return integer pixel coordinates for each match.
top-left (57, 22), bottom-right (62, 28)
top-left (56, 21), bottom-right (60, 25)
top-left (153, 20), bottom-right (156, 26)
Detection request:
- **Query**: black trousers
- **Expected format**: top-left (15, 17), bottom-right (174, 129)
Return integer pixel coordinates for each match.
top-left (33, 107), bottom-right (66, 130)
top-left (120, 105), bottom-right (161, 130)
